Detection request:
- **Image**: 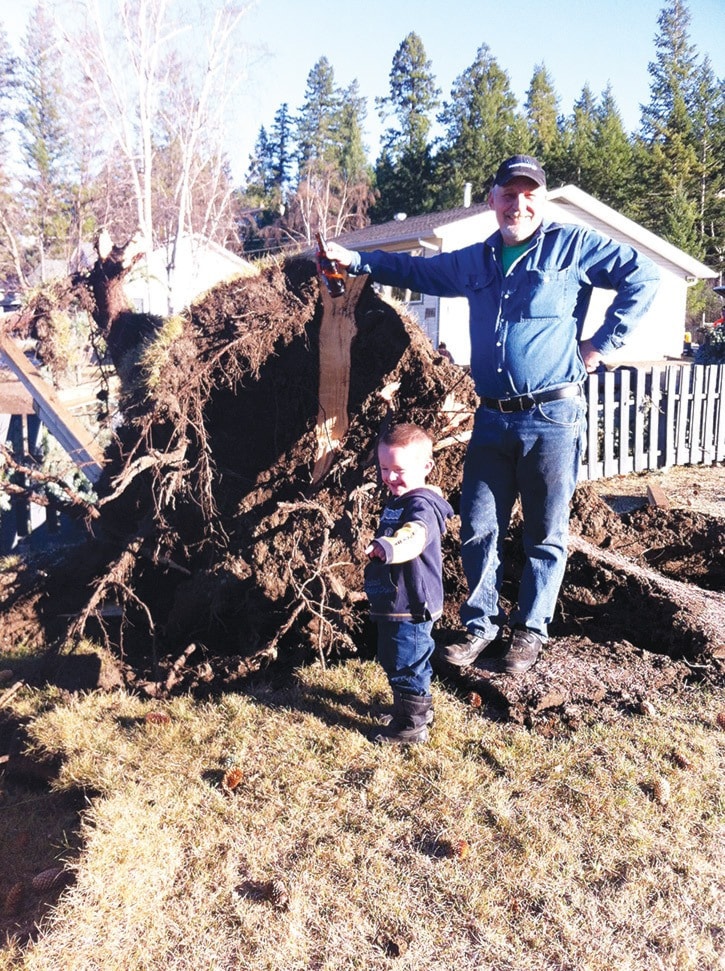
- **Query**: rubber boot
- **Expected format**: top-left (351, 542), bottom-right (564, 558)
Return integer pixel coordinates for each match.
top-left (369, 689), bottom-right (432, 745)
top-left (376, 703), bottom-right (434, 728)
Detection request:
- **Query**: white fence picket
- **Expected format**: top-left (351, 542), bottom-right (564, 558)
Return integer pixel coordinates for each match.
top-left (580, 363), bottom-right (725, 480)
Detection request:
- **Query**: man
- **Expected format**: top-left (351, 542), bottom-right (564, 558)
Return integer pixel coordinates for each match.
top-left (326, 155), bottom-right (660, 674)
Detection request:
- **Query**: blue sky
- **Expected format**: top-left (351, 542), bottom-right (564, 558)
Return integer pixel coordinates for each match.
top-left (3, 0), bottom-right (724, 181)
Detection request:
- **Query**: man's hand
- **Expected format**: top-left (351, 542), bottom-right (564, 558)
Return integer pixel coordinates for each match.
top-left (579, 338), bottom-right (602, 374)
top-left (324, 241), bottom-right (356, 268)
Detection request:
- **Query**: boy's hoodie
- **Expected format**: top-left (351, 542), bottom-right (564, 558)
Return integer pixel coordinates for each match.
top-left (364, 486), bottom-right (454, 623)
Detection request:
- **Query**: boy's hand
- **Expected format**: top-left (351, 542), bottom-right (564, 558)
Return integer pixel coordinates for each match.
top-left (365, 541), bottom-right (385, 560)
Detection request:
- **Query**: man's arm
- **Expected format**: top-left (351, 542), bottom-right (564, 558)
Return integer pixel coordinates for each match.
top-left (324, 240), bottom-right (476, 299)
top-left (579, 232), bottom-right (661, 357)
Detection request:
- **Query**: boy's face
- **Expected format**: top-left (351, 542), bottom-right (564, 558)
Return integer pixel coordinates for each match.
top-left (378, 442), bottom-right (433, 497)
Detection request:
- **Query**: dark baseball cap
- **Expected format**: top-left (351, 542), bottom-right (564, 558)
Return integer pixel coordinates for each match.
top-left (494, 155), bottom-right (547, 188)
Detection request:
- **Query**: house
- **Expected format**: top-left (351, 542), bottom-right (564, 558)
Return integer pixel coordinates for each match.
top-left (336, 187), bottom-right (717, 367)
top-left (123, 234), bottom-right (257, 317)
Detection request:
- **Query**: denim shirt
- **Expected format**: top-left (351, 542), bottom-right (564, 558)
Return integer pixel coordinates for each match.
top-left (350, 220), bottom-right (660, 400)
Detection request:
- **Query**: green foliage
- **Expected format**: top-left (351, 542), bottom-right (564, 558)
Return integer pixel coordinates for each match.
top-left (525, 63), bottom-right (560, 159)
top-left (694, 323), bottom-right (725, 364)
top-left (434, 44), bottom-right (528, 210)
top-left (17, 2), bottom-right (72, 263)
top-left (372, 32), bottom-right (440, 220)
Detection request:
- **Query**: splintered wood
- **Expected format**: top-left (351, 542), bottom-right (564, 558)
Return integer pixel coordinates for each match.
top-left (647, 483), bottom-right (671, 509)
top-left (312, 274), bottom-right (367, 485)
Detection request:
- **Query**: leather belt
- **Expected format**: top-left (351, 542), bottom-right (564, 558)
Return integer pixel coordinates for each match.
top-left (481, 383), bottom-right (582, 413)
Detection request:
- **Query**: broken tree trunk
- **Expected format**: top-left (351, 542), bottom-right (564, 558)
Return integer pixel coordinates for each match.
top-left (312, 273), bottom-right (368, 485)
top-left (567, 532), bottom-right (725, 658)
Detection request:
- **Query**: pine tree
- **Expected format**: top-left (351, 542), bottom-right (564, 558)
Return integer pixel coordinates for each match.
top-left (0, 24), bottom-right (24, 284)
top-left (435, 43), bottom-right (527, 210)
top-left (589, 85), bottom-right (635, 211)
top-left (17, 1), bottom-right (72, 276)
top-left (525, 64), bottom-right (560, 160)
top-left (373, 32), bottom-right (440, 221)
top-left (690, 55), bottom-right (725, 273)
top-left (270, 103), bottom-right (294, 196)
top-left (237, 125), bottom-right (283, 255)
top-left (337, 80), bottom-right (368, 182)
top-left (296, 57), bottom-right (341, 173)
top-left (555, 85), bottom-right (598, 189)
top-left (638, 0), bottom-right (704, 255)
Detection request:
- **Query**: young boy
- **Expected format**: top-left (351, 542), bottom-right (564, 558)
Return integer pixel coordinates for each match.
top-left (365, 423), bottom-right (453, 744)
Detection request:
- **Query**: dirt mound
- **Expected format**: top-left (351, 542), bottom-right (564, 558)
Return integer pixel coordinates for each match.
top-left (0, 254), bottom-right (723, 727)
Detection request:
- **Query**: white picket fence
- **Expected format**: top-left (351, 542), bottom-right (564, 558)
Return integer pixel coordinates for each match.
top-left (580, 362), bottom-right (725, 480)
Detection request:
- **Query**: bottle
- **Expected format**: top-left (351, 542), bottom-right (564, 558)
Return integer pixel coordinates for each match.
top-left (315, 232), bottom-right (346, 297)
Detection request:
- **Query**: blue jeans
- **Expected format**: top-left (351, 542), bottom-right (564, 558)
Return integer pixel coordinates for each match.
top-left (376, 619), bottom-right (435, 696)
top-left (459, 396), bottom-right (585, 641)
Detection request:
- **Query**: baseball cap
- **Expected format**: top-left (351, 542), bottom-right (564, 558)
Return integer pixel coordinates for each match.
top-left (493, 155), bottom-right (547, 189)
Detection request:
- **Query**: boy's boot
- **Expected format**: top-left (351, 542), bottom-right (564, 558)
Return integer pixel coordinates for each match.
top-left (376, 703), bottom-right (434, 728)
top-left (370, 689), bottom-right (432, 745)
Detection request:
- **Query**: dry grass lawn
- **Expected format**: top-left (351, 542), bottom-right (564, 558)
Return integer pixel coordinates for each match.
top-left (1, 651), bottom-right (723, 971)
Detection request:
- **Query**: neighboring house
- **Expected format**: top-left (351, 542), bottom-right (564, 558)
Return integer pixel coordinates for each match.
top-left (123, 234), bottom-right (257, 317)
top-left (336, 187), bottom-right (717, 367)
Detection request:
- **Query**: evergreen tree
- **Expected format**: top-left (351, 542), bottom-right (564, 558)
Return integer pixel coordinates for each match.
top-left (555, 85), bottom-right (598, 188)
top-left (525, 63), bottom-right (560, 160)
top-left (17, 2), bottom-right (72, 276)
top-left (435, 43), bottom-right (527, 210)
top-left (296, 57), bottom-right (341, 172)
top-left (337, 80), bottom-right (368, 182)
top-left (588, 85), bottom-right (635, 212)
top-left (237, 126), bottom-right (282, 255)
top-left (638, 0), bottom-right (703, 254)
top-left (691, 55), bottom-right (725, 273)
top-left (270, 103), bottom-right (294, 196)
top-left (282, 59), bottom-right (373, 244)
top-left (373, 32), bottom-right (440, 220)
top-left (0, 24), bottom-right (23, 284)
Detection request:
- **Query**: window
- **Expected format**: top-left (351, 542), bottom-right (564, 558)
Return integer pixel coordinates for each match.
top-left (390, 286), bottom-right (422, 304)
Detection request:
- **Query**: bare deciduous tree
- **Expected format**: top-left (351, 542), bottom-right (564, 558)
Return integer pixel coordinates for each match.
top-left (66, 0), bottom-right (254, 308)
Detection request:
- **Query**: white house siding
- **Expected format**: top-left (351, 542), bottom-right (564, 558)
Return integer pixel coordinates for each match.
top-left (124, 237), bottom-right (256, 316)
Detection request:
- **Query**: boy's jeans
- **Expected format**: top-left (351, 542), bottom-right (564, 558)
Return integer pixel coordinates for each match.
top-left (376, 619), bottom-right (435, 696)
top-left (460, 396), bottom-right (585, 641)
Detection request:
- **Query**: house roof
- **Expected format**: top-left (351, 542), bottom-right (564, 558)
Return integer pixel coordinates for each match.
top-left (335, 187), bottom-right (716, 281)
top-left (547, 185), bottom-right (716, 280)
top-left (336, 203), bottom-right (490, 249)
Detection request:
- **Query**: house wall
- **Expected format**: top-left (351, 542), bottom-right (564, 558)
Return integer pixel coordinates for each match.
top-left (124, 241), bottom-right (254, 316)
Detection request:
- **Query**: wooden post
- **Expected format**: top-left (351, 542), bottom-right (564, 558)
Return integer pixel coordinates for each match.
top-left (0, 335), bottom-right (105, 484)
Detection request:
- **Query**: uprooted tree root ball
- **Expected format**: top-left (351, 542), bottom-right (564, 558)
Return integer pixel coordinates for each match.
top-left (0, 251), bottom-right (723, 725)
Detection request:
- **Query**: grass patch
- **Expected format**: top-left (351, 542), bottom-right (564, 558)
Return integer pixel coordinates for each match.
top-left (1, 659), bottom-right (723, 970)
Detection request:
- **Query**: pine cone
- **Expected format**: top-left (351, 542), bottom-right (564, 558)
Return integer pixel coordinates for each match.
top-left (267, 879), bottom-right (289, 910)
top-left (652, 777), bottom-right (671, 806)
top-left (4, 882), bottom-right (24, 915)
top-left (31, 867), bottom-right (69, 893)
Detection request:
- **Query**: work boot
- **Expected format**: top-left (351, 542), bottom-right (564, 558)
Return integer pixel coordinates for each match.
top-left (437, 631), bottom-right (497, 667)
top-left (370, 689), bottom-right (432, 745)
top-left (502, 626), bottom-right (542, 674)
